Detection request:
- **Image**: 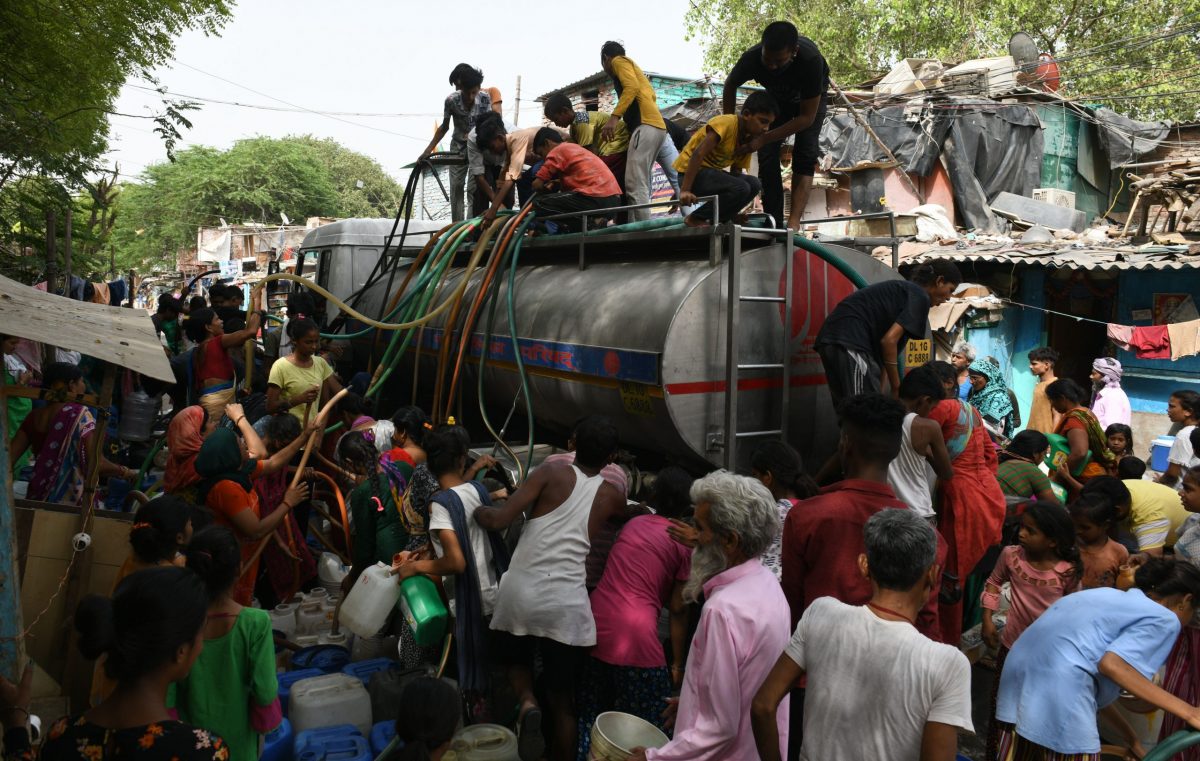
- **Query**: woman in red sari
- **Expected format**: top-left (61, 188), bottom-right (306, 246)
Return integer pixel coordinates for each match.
top-left (927, 361), bottom-right (1006, 645)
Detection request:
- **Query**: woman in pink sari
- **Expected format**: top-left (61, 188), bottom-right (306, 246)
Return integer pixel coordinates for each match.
top-left (927, 361), bottom-right (1006, 645)
top-left (10, 362), bottom-right (134, 505)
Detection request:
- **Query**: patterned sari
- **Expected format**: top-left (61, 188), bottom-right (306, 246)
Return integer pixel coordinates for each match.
top-left (27, 404), bottom-right (95, 505)
top-left (254, 468), bottom-right (316, 605)
top-left (1054, 407), bottom-right (1115, 481)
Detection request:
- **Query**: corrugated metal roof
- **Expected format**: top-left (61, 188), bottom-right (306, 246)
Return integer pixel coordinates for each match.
top-left (870, 241), bottom-right (1200, 271)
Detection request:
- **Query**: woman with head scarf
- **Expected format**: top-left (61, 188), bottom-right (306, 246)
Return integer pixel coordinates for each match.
top-left (967, 357), bottom-right (1016, 441)
top-left (1091, 357), bottom-right (1132, 430)
top-left (163, 406), bottom-right (212, 500)
top-left (194, 403), bottom-right (314, 605)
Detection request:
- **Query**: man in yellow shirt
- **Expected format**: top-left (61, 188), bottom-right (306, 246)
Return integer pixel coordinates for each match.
top-left (675, 91), bottom-right (779, 226)
top-left (599, 42), bottom-right (666, 221)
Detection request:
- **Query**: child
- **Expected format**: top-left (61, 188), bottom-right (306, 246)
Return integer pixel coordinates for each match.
top-left (1025, 347), bottom-right (1060, 434)
top-left (420, 63), bottom-right (494, 222)
top-left (676, 90), bottom-right (779, 226)
top-left (1069, 492), bottom-right (1129, 589)
top-left (752, 439), bottom-right (820, 580)
top-left (265, 317), bottom-right (343, 425)
top-left (1171, 465), bottom-right (1200, 564)
top-left (981, 502), bottom-right (1082, 758)
top-left (393, 677), bottom-right (461, 761)
top-left (172, 526), bottom-right (280, 761)
top-left (542, 91), bottom-right (629, 182)
top-left (1159, 389), bottom-right (1200, 487)
top-left (183, 307), bottom-right (263, 421)
top-left (530, 128), bottom-right (624, 231)
top-left (394, 425), bottom-right (509, 703)
top-left (1158, 465), bottom-right (1200, 751)
top-left (255, 414), bottom-right (316, 607)
top-left (1106, 423), bottom-right (1134, 463)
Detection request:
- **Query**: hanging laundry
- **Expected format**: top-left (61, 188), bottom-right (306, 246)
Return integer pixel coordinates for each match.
top-left (1130, 324), bottom-right (1172, 359)
top-left (90, 282), bottom-right (110, 305)
top-left (1167, 319), bottom-right (1200, 360)
top-left (107, 278), bottom-right (127, 306)
top-left (1107, 323), bottom-right (1134, 351)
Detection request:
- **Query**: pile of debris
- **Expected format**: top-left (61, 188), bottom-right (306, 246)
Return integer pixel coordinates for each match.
top-left (1124, 159), bottom-right (1200, 240)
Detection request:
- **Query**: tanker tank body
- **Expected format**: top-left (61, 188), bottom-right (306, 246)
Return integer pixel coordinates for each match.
top-left (339, 224), bottom-right (900, 472)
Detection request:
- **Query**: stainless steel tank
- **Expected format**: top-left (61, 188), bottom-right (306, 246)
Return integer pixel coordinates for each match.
top-left (338, 226), bottom-right (900, 470)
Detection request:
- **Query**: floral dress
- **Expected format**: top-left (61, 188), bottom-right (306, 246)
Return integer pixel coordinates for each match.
top-left (6, 717), bottom-right (228, 761)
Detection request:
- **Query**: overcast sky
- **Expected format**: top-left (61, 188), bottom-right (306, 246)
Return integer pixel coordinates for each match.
top-left (103, 0), bottom-right (711, 183)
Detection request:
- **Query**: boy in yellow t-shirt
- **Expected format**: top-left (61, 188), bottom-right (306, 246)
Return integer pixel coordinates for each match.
top-left (676, 91), bottom-right (779, 226)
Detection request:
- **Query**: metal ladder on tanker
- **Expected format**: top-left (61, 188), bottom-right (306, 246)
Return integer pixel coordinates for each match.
top-left (721, 224), bottom-right (795, 470)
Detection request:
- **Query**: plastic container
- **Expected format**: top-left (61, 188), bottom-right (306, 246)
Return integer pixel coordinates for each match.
top-left (294, 725), bottom-right (370, 761)
top-left (296, 602), bottom-right (327, 638)
top-left (588, 712), bottom-right (668, 761)
top-left (292, 645), bottom-right (351, 674)
top-left (289, 673), bottom-right (373, 736)
top-left (451, 724), bottom-right (519, 761)
top-left (322, 596), bottom-right (341, 629)
top-left (369, 721), bottom-right (397, 757)
top-left (262, 718), bottom-right (294, 761)
top-left (306, 587), bottom-right (329, 604)
top-left (368, 668), bottom-right (426, 727)
top-left (319, 631), bottom-right (349, 647)
top-left (399, 575), bottom-right (449, 648)
top-left (342, 658), bottom-right (399, 687)
top-left (1044, 433), bottom-right (1092, 477)
top-left (1151, 435), bottom-right (1175, 473)
top-left (278, 669), bottom-right (324, 717)
top-left (271, 604), bottom-right (299, 640)
top-left (338, 562), bottom-right (401, 638)
top-left (119, 388), bottom-right (159, 442)
top-left (318, 552), bottom-right (349, 593)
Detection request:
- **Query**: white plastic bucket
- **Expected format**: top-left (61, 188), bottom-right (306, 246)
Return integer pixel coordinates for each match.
top-left (588, 712), bottom-right (669, 761)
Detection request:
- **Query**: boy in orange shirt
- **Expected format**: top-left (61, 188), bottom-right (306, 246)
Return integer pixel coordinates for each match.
top-left (530, 128), bottom-right (623, 232)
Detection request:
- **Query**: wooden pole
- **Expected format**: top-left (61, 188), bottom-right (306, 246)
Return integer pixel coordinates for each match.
top-left (0, 383), bottom-right (29, 682)
top-left (43, 209), bottom-right (58, 369)
top-left (829, 78), bottom-right (924, 205)
top-left (60, 363), bottom-right (115, 708)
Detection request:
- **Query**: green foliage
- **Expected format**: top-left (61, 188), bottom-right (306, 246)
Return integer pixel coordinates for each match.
top-left (685, 0), bottom-right (1200, 120)
top-left (109, 136), bottom-right (404, 272)
top-left (0, 0), bottom-right (233, 192)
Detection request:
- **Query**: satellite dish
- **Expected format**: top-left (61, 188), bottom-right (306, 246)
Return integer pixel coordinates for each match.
top-left (1009, 32), bottom-right (1039, 70)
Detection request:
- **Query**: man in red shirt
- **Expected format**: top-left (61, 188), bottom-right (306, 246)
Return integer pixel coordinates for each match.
top-left (531, 128), bottom-right (623, 232)
top-left (779, 392), bottom-right (946, 761)
top-left (782, 392), bottom-right (945, 639)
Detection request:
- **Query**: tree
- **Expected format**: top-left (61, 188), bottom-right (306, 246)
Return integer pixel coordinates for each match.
top-left (684, 0), bottom-right (1200, 121)
top-left (109, 136), bottom-right (404, 271)
top-left (0, 0), bottom-right (232, 193)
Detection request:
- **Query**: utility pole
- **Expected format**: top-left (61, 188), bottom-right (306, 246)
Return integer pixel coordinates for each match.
top-left (43, 209), bottom-right (57, 368)
top-left (513, 75), bottom-right (522, 126)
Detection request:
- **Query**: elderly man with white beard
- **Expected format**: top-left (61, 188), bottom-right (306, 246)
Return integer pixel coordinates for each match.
top-left (629, 470), bottom-right (791, 761)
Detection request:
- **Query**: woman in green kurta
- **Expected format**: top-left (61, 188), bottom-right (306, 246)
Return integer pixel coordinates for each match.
top-left (170, 527), bottom-right (280, 761)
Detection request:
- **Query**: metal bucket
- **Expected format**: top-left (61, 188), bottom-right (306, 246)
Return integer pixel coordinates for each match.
top-left (588, 712), bottom-right (669, 761)
top-left (118, 388), bottom-right (158, 442)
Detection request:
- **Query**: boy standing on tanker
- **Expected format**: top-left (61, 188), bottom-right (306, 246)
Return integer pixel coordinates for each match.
top-left (675, 91), bottom-right (779, 226)
top-left (599, 42), bottom-right (666, 222)
top-left (420, 63), bottom-right (495, 221)
top-left (722, 21), bottom-right (828, 229)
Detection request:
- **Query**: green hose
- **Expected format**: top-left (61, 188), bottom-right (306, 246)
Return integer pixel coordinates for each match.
top-left (505, 216), bottom-right (538, 478)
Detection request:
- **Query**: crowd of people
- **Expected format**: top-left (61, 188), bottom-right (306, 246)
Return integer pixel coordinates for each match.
top-left (417, 21), bottom-right (828, 231)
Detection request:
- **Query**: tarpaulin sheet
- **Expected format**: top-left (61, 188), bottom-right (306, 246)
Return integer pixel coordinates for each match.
top-left (942, 100), bottom-right (1043, 233)
top-left (819, 105), bottom-right (951, 176)
top-left (1090, 107), bottom-right (1170, 168)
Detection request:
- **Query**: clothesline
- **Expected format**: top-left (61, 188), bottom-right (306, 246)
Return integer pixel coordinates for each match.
top-left (995, 298), bottom-right (1200, 361)
top-left (998, 297), bottom-right (1113, 326)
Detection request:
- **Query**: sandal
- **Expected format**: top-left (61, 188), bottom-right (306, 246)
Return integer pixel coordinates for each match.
top-left (517, 705), bottom-right (545, 761)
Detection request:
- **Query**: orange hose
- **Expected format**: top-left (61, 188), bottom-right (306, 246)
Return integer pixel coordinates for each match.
top-left (445, 204), bottom-right (536, 417)
top-left (310, 468), bottom-right (352, 553)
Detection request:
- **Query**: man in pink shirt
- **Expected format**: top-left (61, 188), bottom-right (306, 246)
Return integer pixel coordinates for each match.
top-left (531, 128), bottom-right (623, 232)
top-left (630, 470), bottom-right (792, 761)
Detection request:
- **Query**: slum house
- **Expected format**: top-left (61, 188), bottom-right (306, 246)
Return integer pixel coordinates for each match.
top-left (803, 55), bottom-right (1199, 453)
